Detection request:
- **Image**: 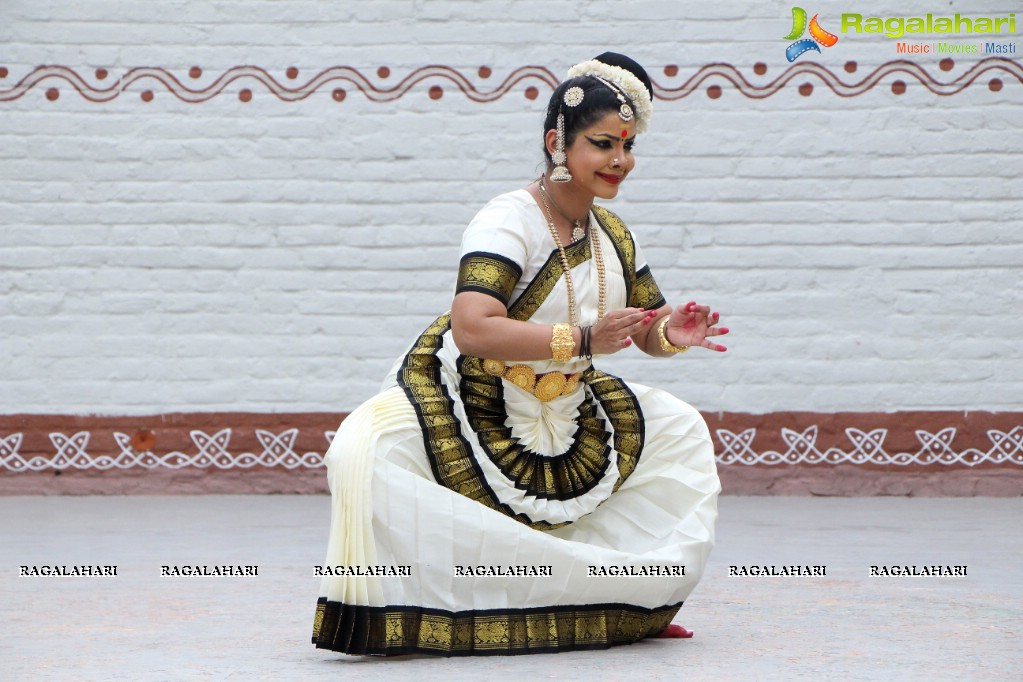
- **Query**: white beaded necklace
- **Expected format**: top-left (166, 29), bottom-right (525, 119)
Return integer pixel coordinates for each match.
top-left (538, 178), bottom-right (607, 326)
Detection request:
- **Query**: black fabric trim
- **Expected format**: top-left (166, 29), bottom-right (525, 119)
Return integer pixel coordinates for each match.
top-left (457, 355), bottom-right (614, 501)
top-left (394, 314), bottom-right (562, 530)
top-left (507, 238), bottom-right (590, 321)
top-left (312, 597), bottom-right (684, 657)
top-left (456, 251), bottom-right (523, 306)
top-left (633, 264), bottom-right (667, 310)
top-left (455, 284), bottom-right (509, 303)
top-left (590, 206), bottom-right (634, 304)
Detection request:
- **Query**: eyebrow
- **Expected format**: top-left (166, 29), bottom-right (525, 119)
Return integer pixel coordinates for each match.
top-left (588, 133), bottom-right (637, 142)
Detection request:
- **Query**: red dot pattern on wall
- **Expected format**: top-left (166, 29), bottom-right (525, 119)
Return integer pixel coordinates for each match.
top-left (0, 60), bottom-right (1018, 105)
top-left (131, 429), bottom-right (156, 452)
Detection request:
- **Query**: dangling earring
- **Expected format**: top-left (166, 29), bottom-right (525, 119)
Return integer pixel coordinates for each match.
top-left (550, 111), bottom-right (572, 183)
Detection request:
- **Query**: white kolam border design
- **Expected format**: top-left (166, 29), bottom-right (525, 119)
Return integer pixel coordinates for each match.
top-left (717, 426), bottom-right (1023, 467)
top-left (0, 429), bottom-right (334, 471)
top-left (1, 424), bottom-right (1021, 472)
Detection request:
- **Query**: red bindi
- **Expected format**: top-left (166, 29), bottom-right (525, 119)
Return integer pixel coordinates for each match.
top-left (621, 129), bottom-right (628, 138)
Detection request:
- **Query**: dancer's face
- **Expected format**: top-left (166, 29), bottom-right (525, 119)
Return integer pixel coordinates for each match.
top-left (561, 111), bottom-right (636, 200)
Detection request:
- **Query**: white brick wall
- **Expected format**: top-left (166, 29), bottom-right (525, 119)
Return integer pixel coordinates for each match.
top-left (1, 1), bottom-right (1021, 415)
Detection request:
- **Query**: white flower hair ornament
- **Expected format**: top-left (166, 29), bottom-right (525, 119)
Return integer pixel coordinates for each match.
top-left (566, 58), bottom-right (653, 134)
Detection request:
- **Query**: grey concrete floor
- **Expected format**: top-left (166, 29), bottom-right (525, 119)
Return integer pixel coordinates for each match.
top-left (2, 495), bottom-right (1021, 681)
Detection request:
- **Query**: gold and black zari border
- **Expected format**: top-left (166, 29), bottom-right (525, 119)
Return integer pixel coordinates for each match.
top-left (395, 208), bottom-right (657, 524)
top-left (497, 203), bottom-right (664, 321)
top-left (506, 236), bottom-right (591, 321)
top-left (459, 355), bottom-right (617, 501)
top-left (396, 316), bottom-right (645, 528)
top-left (312, 597), bottom-right (682, 656)
top-left (396, 313), bottom-right (564, 530)
top-left (632, 264), bottom-right (664, 311)
top-left (456, 251), bottom-right (523, 306)
top-left (591, 205), bottom-right (667, 311)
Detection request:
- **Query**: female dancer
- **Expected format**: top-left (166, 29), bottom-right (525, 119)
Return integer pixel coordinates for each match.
top-left (312, 52), bottom-right (728, 656)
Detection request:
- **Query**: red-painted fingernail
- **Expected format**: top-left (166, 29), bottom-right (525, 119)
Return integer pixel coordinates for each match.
top-left (625, 338), bottom-right (633, 346)
top-left (720, 327), bottom-right (729, 333)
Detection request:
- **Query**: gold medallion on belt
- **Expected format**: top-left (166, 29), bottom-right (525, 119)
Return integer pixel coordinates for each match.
top-left (483, 359), bottom-right (581, 402)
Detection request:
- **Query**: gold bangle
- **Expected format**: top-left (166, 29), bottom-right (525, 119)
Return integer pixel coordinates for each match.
top-left (550, 323), bottom-right (575, 362)
top-left (658, 318), bottom-right (689, 354)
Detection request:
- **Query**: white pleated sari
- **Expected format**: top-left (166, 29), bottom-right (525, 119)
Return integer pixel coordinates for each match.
top-left (313, 190), bottom-right (720, 656)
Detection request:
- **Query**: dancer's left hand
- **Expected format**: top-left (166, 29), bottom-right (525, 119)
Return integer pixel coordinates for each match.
top-left (663, 301), bottom-right (729, 352)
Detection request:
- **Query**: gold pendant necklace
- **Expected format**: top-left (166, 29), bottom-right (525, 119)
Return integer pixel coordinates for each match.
top-left (538, 178), bottom-right (606, 325)
top-left (540, 177), bottom-right (589, 242)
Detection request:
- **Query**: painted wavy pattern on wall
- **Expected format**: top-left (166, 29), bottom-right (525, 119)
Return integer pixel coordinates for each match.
top-left (0, 58), bottom-right (1019, 103)
top-left (0, 65), bottom-right (557, 104)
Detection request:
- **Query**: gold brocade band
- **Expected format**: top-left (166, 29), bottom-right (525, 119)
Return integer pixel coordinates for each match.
top-left (312, 598), bottom-right (682, 656)
top-left (461, 356), bottom-right (642, 502)
top-left (502, 206), bottom-right (665, 324)
top-left (455, 251), bottom-right (522, 305)
top-left (399, 318), bottom-right (646, 528)
top-left (482, 359), bottom-right (580, 402)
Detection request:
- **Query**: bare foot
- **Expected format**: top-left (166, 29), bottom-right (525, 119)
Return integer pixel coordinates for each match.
top-left (654, 624), bottom-right (694, 639)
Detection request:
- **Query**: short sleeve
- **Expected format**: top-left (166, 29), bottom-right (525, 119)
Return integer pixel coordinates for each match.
top-left (629, 238), bottom-right (667, 310)
top-left (455, 194), bottom-right (529, 306)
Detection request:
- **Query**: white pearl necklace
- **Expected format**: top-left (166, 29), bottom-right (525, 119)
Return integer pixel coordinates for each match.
top-left (538, 179), bottom-right (606, 326)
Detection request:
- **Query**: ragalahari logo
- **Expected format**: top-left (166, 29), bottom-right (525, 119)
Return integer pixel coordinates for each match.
top-left (784, 7), bottom-right (839, 61)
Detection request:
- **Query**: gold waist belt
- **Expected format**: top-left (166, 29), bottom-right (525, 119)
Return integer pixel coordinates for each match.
top-left (482, 359), bottom-right (581, 402)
